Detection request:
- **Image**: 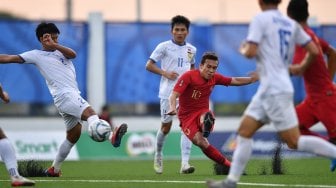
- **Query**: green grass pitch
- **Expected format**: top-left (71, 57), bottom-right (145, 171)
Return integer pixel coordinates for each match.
top-left (1, 157), bottom-right (335, 188)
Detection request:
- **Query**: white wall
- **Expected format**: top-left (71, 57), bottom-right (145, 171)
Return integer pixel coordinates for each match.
top-left (0, 0), bottom-right (335, 24)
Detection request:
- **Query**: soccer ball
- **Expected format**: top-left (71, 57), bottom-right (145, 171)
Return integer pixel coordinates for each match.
top-left (88, 119), bottom-right (112, 142)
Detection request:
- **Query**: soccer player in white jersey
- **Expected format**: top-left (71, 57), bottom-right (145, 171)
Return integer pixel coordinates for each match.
top-left (207, 0), bottom-right (336, 187)
top-left (0, 84), bottom-right (35, 187)
top-left (146, 15), bottom-right (196, 174)
top-left (0, 22), bottom-right (128, 177)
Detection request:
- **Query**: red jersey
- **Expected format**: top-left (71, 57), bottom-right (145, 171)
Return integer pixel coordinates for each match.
top-left (173, 69), bottom-right (232, 118)
top-left (292, 26), bottom-right (335, 100)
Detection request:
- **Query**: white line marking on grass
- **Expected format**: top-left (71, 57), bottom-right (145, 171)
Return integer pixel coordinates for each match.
top-left (239, 182), bottom-right (336, 188)
top-left (1, 179), bottom-right (335, 187)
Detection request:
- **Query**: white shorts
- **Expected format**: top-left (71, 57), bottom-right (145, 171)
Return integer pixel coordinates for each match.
top-left (54, 92), bottom-right (90, 131)
top-left (160, 98), bottom-right (179, 124)
top-left (244, 93), bottom-right (298, 131)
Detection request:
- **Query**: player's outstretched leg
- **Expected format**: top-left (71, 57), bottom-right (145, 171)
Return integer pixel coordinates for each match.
top-left (11, 176), bottom-right (35, 187)
top-left (202, 111), bottom-right (215, 138)
top-left (111, 123), bottom-right (128, 147)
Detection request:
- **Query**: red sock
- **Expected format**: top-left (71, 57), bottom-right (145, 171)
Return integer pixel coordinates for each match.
top-left (202, 145), bottom-right (231, 166)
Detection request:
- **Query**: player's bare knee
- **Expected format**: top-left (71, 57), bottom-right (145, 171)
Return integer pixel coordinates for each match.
top-left (286, 141), bottom-right (298, 149)
top-left (67, 124), bottom-right (82, 143)
top-left (161, 127), bottom-right (171, 134)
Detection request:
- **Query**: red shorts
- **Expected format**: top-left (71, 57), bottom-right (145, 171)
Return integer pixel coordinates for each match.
top-left (296, 94), bottom-right (336, 139)
top-left (178, 109), bottom-right (215, 140)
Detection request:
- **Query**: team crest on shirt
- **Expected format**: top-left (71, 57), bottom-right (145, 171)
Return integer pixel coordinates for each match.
top-left (59, 57), bottom-right (67, 65)
top-left (187, 48), bottom-right (194, 62)
top-left (184, 128), bottom-right (190, 136)
top-left (179, 80), bottom-right (184, 87)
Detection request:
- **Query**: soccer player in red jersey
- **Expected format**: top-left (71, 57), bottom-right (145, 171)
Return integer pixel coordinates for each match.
top-left (287, 0), bottom-right (336, 145)
top-left (166, 52), bottom-right (258, 171)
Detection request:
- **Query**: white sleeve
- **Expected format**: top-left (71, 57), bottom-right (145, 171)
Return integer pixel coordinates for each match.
top-left (149, 43), bottom-right (165, 63)
top-left (294, 23), bottom-right (311, 46)
top-left (191, 46), bottom-right (196, 65)
top-left (19, 50), bottom-right (36, 64)
top-left (246, 14), bottom-right (264, 44)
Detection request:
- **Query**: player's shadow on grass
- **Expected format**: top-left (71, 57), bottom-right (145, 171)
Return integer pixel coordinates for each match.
top-left (18, 160), bottom-right (48, 177)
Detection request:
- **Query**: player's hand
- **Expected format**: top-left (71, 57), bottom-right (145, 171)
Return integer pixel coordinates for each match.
top-left (0, 91), bottom-right (10, 103)
top-left (42, 33), bottom-right (57, 49)
top-left (239, 42), bottom-right (249, 55)
top-left (165, 109), bottom-right (177, 116)
top-left (248, 71), bottom-right (259, 83)
top-left (163, 71), bottom-right (179, 80)
top-left (289, 64), bottom-right (303, 75)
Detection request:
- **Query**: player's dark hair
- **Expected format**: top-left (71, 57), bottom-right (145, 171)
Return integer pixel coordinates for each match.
top-left (102, 104), bottom-right (109, 111)
top-left (35, 22), bottom-right (60, 41)
top-left (287, 0), bottom-right (309, 22)
top-left (201, 52), bottom-right (218, 65)
top-left (262, 0), bottom-right (281, 5)
top-left (171, 15), bottom-right (190, 31)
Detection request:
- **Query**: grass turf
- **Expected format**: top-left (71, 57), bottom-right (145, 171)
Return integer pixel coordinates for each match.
top-left (0, 157), bottom-right (335, 188)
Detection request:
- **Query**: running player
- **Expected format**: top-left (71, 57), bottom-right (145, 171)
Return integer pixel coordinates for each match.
top-left (0, 84), bottom-right (35, 186)
top-left (287, 0), bottom-right (336, 148)
top-left (207, 0), bottom-right (336, 187)
top-left (167, 52), bottom-right (257, 175)
top-left (146, 15), bottom-right (196, 174)
top-left (0, 22), bottom-right (127, 177)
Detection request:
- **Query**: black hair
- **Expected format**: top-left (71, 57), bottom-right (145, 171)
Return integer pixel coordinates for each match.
top-left (287, 0), bottom-right (309, 22)
top-left (102, 104), bottom-right (109, 111)
top-left (35, 22), bottom-right (60, 41)
top-left (171, 15), bottom-right (190, 31)
top-left (201, 52), bottom-right (219, 65)
top-left (262, 0), bottom-right (281, 4)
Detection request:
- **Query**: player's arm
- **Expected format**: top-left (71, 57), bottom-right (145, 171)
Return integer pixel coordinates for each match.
top-left (42, 33), bottom-right (76, 59)
top-left (0, 84), bottom-right (10, 103)
top-left (145, 59), bottom-right (179, 80)
top-left (0, 54), bottom-right (23, 64)
top-left (289, 41), bottom-right (318, 75)
top-left (166, 91), bottom-right (180, 115)
top-left (239, 41), bottom-right (258, 59)
top-left (54, 44), bottom-right (76, 59)
top-left (325, 45), bottom-right (336, 80)
top-left (230, 72), bottom-right (258, 86)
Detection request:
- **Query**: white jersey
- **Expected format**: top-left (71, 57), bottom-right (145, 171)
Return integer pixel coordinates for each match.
top-left (149, 40), bottom-right (196, 99)
top-left (19, 49), bottom-right (80, 100)
top-left (247, 9), bottom-right (311, 95)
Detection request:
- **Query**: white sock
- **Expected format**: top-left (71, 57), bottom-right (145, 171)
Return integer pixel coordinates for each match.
top-left (52, 139), bottom-right (74, 173)
top-left (109, 122), bottom-right (116, 131)
top-left (0, 138), bottom-right (19, 176)
top-left (227, 135), bottom-right (253, 182)
top-left (298, 136), bottom-right (336, 158)
top-left (87, 115), bottom-right (99, 125)
top-left (180, 133), bottom-right (192, 166)
top-left (155, 130), bottom-right (166, 157)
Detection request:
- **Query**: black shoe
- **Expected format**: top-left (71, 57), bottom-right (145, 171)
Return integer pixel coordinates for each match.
top-left (111, 123), bottom-right (128, 147)
top-left (203, 112), bottom-right (215, 138)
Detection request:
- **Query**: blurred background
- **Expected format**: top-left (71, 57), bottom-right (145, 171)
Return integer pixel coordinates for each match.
top-left (0, 0), bottom-right (335, 160)
top-left (0, 0), bottom-right (335, 117)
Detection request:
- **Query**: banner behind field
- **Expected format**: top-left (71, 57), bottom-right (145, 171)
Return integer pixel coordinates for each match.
top-left (0, 117), bottom-right (328, 160)
top-left (3, 131), bottom-right (79, 160)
